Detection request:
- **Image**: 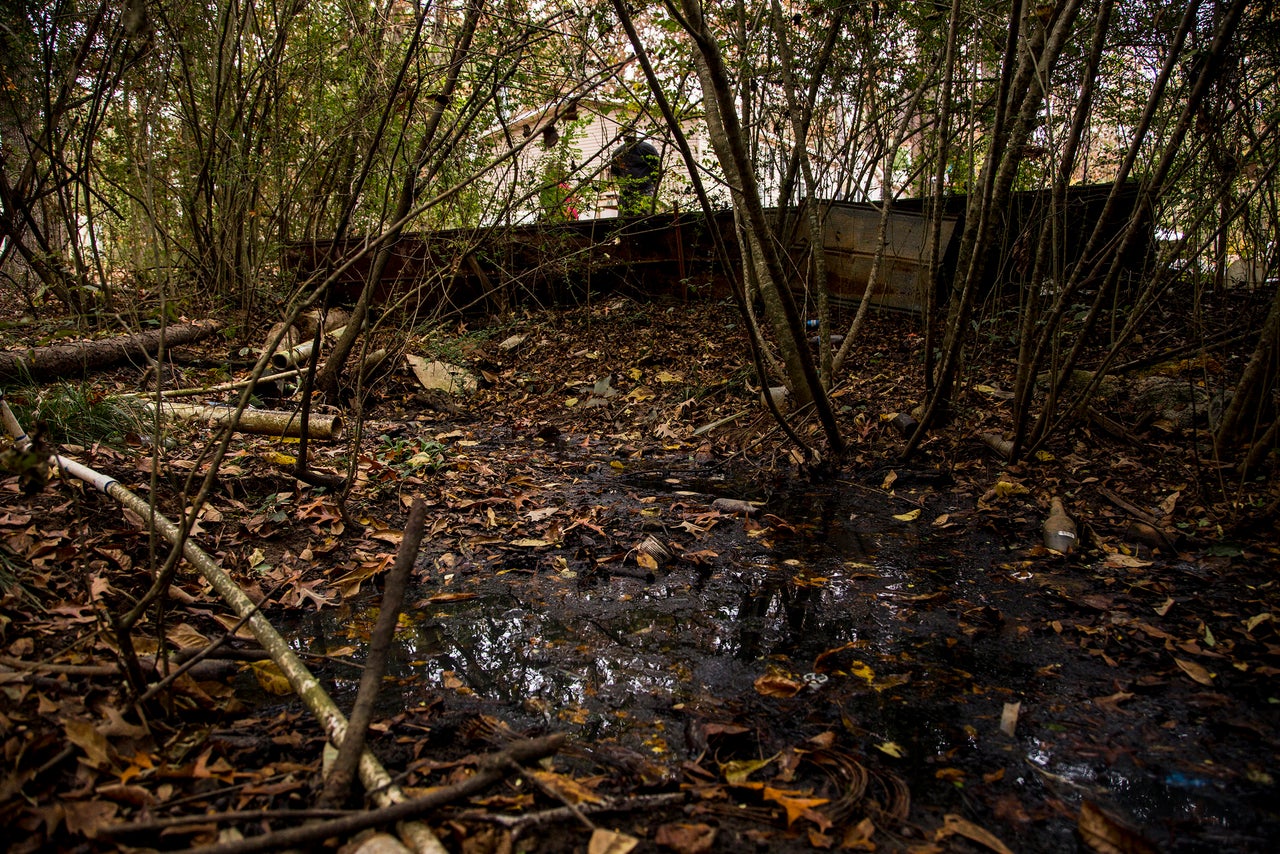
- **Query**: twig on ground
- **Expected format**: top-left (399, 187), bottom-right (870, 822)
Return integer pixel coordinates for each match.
top-left (102, 808), bottom-right (354, 837)
top-left (172, 734), bottom-right (566, 854)
top-left (462, 791), bottom-right (688, 836)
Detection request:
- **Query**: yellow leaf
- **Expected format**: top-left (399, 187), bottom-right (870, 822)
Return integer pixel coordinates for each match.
top-left (564, 397), bottom-right (579, 407)
top-left (847, 660), bottom-right (876, 683)
top-left (994, 480), bottom-right (1029, 498)
top-left (892, 508), bottom-right (921, 522)
top-left (250, 660), bottom-right (294, 696)
top-left (628, 367), bottom-right (643, 381)
top-left (1035, 450), bottom-right (1055, 462)
top-left (1244, 612), bottom-right (1273, 632)
top-left (635, 550), bottom-right (658, 570)
top-left (876, 741), bottom-right (905, 758)
top-left (881, 470), bottom-right (898, 490)
top-left (267, 451), bottom-right (296, 466)
top-left (609, 460), bottom-right (625, 470)
top-left (720, 754), bottom-right (777, 785)
top-left (656, 370), bottom-right (683, 383)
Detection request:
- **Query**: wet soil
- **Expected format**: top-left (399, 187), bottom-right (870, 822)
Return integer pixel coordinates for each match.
top-left (286, 437), bottom-right (1278, 853)
top-left (2, 293), bottom-right (1278, 852)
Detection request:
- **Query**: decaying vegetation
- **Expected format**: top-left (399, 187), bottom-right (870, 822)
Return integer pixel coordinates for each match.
top-left (1, 1), bottom-right (1277, 851)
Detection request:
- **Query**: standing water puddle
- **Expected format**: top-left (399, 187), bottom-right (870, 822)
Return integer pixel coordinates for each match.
top-left (280, 469), bottom-right (1278, 851)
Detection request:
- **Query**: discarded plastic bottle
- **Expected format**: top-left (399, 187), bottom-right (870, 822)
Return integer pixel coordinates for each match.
top-left (805, 319), bottom-right (820, 330)
top-left (1043, 497), bottom-right (1078, 553)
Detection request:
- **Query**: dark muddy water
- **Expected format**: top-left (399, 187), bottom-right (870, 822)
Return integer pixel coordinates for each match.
top-left (282, 467), bottom-right (1279, 852)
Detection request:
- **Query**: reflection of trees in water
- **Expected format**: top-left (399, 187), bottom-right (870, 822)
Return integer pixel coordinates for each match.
top-left (391, 599), bottom-right (688, 717)
top-left (724, 559), bottom-right (905, 664)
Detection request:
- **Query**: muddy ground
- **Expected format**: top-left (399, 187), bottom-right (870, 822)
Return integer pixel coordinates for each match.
top-left (1, 292), bottom-right (1278, 853)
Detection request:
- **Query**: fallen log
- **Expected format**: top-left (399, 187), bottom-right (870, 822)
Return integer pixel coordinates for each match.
top-left (271, 325), bottom-right (348, 370)
top-left (0, 320), bottom-right (222, 383)
top-left (145, 401), bottom-right (344, 440)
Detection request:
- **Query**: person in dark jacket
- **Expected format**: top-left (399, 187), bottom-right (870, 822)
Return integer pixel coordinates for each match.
top-left (611, 133), bottom-right (660, 215)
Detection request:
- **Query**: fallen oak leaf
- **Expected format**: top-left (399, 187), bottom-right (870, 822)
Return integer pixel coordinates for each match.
top-left (64, 718), bottom-right (116, 769)
top-left (654, 822), bottom-right (717, 854)
top-left (62, 799), bottom-right (118, 838)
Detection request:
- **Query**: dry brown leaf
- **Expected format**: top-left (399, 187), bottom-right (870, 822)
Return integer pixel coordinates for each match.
top-left (1094, 691), bottom-right (1135, 714)
top-left (1077, 800), bottom-right (1159, 854)
top-left (841, 817), bottom-right (877, 850)
top-left (166, 622), bottom-right (209, 650)
top-left (588, 828), bottom-right (639, 854)
top-left (753, 672), bottom-right (803, 698)
top-left (62, 799), bottom-right (118, 838)
top-left (422, 592), bottom-right (478, 603)
top-left (528, 769), bottom-right (606, 805)
top-left (64, 719), bottom-right (114, 769)
top-left (249, 660), bottom-right (294, 696)
top-left (1174, 658), bottom-right (1214, 686)
top-left (936, 813), bottom-right (1014, 854)
top-left (654, 822), bottom-right (717, 854)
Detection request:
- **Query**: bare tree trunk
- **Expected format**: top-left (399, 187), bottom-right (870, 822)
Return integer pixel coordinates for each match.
top-left (671, 0), bottom-right (845, 456)
top-left (1022, 0), bottom-right (1249, 454)
top-left (612, 0), bottom-right (818, 459)
top-left (1216, 269), bottom-right (1279, 449)
top-left (1009, 0), bottom-right (1115, 458)
top-left (906, 0), bottom-right (1084, 458)
top-left (923, 0), bottom-right (964, 399)
top-left (316, 1), bottom-right (485, 399)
